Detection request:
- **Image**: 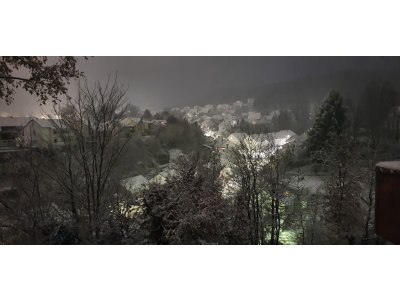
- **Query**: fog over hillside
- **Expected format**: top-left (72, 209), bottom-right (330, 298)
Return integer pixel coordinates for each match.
top-left (193, 69), bottom-right (400, 111)
top-left (2, 57), bottom-right (400, 117)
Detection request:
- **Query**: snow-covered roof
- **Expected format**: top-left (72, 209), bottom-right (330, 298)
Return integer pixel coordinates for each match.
top-left (0, 117), bottom-right (31, 127)
top-left (376, 161), bottom-right (400, 172)
top-left (121, 175), bottom-right (149, 194)
top-left (32, 119), bottom-right (61, 129)
top-left (270, 130), bottom-right (297, 140)
top-left (227, 130), bottom-right (297, 147)
top-left (120, 117), bottom-right (141, 127)
top-left (149, 168), bottom-right (177, 185)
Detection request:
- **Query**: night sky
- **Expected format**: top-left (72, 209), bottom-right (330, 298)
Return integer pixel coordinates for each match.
top-left (2, 57), bottom-right (400, 116)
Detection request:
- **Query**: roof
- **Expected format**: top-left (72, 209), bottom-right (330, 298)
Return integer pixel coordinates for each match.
top-left (121, 175), bottom-right (149, 193)
top-left (149, 168), bottom-right (177, 185)
top-left (228, 130), bottom-right (297, 147)
top-left (120, 117), bottom-right (141, 127)
top-left (32, 118), bottom-right (61, 129)
top-left (228, 132), bottom-right (247, 140)
top-left (376, 161), bottom-right (400, 173)
top-left (0, 117), bottom-right (31, 127)
top-left (270, 130), bottom-right (297, 140)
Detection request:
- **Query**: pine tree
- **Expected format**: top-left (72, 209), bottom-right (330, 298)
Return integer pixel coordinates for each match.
top-left (306, 90), bottom-right (349, 158)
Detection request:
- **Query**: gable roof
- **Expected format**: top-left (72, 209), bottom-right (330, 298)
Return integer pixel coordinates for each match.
top-left (0, 117), bottom-right (31, 127)
top-left (25, 118), bottom-right (62, 129)
top-left (34, 119), bottom-right (60, 128)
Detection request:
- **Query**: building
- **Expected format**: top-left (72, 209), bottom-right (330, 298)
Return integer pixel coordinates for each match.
top-left (199, 104), bottom-right (214, 114)
top-left (232, 100), bottom-right (244, 109)
top-left (216, 104), bottom-right (230, 113)
top-left (169, 148), bottom-right (183, 163)
top-left (265, 110), bottom-right (281, 122)
top-left (272, 130), bottom-right (297, 146)
top-left (247, 98), bottom-right (255, 109)
top-left (218, 120), bottom-right (232, 135)
top-left (0, 117), bottom-right (31, 142)
top-left (227, 130), bottom-right (297, 148)
top-left (22, 118), bottom-right (65, 148)
top-left (247, 111), bottom-right (261, 124)
top-left (121, 175), bottom-right (149, 195)
top-left (149, 168), bottom-right (177, 185)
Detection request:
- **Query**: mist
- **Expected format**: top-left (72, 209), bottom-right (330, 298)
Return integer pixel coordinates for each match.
top-left (2, 56), bottom-right (400, 116)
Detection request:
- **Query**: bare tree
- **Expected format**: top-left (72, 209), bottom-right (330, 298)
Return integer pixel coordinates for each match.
top-left (50, 77), bottom-right (131, 241)
top-left (0, 147), bottom-right (61, 244)
top-left (228, 133), bottom-right (293, 244)
top-left (322, 134), bottom-right (364, 244)
top-left (260, 140), bottom-right (293, 245)
top-left (228, 134), bottom-right (265, 244)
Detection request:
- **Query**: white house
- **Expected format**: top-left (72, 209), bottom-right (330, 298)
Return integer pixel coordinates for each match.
top-left (247, 111), bottom-right (261, 124)
top-left (216, 104), bottom-right (230, 113)
top-left (22, 118), bottom-right (65, 148)
top-left (0, 116), bottom-right (31, 141)
top-left (247, 98), bottom-right (255, 108)
top-left (227, 130), bottom-right (297, 148)
top-left (232, 100), bottom-right (244, 109)
top-left (269, 130), bottom-right (297, 147)
top-left (121, 175), bottom-right (149, 195)
top-left (265, 110), bottom-right (281, 122)
top-left (149, 169), bottom-right (177, 185)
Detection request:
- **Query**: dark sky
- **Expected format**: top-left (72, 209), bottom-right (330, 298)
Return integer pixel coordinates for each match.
top-left (2, 57), bottom-right (400, 116)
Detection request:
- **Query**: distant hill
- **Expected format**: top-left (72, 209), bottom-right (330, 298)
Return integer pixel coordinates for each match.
top-left (195, 69), bottom-right (400, 112)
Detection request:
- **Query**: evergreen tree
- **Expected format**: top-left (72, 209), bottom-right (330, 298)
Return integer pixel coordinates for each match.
top-left (306, 90), bottom-right (349, 158)
top-left (142, 109), bottom-right (153, 120)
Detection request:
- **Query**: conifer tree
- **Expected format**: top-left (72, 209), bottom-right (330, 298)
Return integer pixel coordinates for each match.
top-left (306, 90), bottom-right (349, 159)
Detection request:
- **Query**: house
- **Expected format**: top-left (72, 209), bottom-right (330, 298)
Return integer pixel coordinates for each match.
top-left (227, 132), bottom-right (248, 145)
top-left (199, 104), bottom-right (214, 114)
top-left (247, 98), bottom-right (255, 108)
top-left (22, 118), bottom-right (65, 148)
top-left (211, 114), bottom-right (224, 122)
top-left (222, 113), bottom-right (238, 124)
top-left (120, 117), bottom-right (153, 136)
top-left (0, 117), bottom-right (31, 141)
top-left (227, 130), bottom-right (297, 148)
top-left (216, 104), bottom-right (230, 113)
top-left (269, 130), bottom-right (297, 147)
top-left (120, 117), bottom-right (141, 127)
top-left (169, 148), bottom-right (183, 163)
top-left (218, 120), bottom-right (232, 135)
top-left (121, 175), bottom-right (149, 195)
top-left (265, 110), bottom-right (281, 122)
top-left (232, 100), bottom-right (244, 109)
top-left (247, 111), bottom-right (261, 124)
top-left (149, 168), bottom-right (177, 185)
top-left (200, 118), bottom-right (216, 131)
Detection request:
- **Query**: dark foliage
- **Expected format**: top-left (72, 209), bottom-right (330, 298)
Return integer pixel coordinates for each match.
top-left (140, 151), bottom-right (233, 244)
top-left (0, 56), bottom-right (83, 105)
